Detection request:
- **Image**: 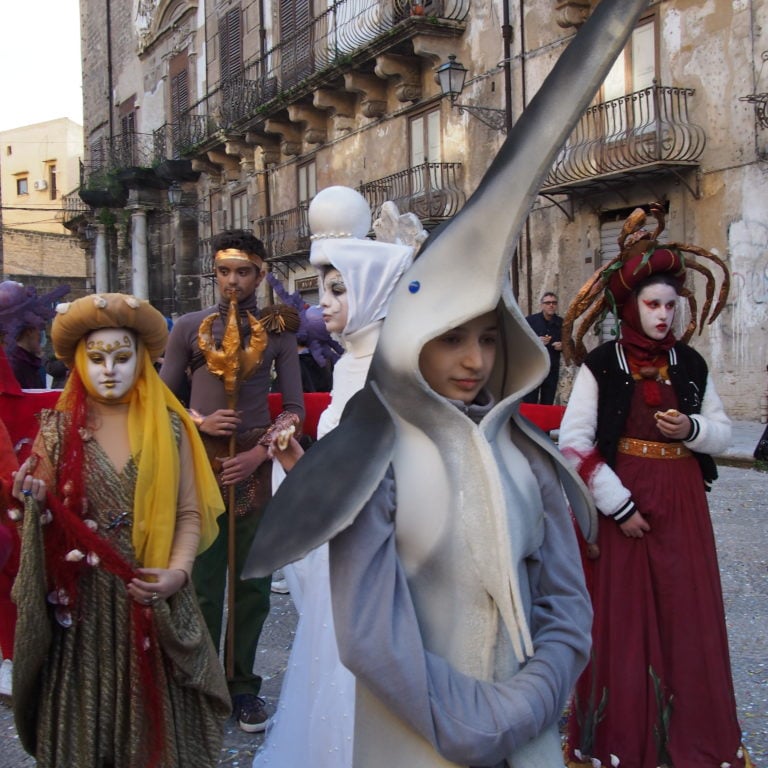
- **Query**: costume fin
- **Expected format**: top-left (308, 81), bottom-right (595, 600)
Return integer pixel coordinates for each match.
top-left (242, 383), bottom-right (395, 578)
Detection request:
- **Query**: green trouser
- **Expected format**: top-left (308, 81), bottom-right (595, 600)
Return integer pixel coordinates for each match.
top-left (192, 503), bottom-right (271, 699)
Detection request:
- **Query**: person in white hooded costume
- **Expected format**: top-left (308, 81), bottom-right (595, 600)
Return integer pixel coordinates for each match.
top-left (245, 2), bottom-right (649, 765)
top-left (254, 187), bottom-right (421, 768)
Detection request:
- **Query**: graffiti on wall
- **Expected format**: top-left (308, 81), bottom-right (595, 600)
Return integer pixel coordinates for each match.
top-left (712, 218), bottom-right (768, 371)
top-left (727, 219), bottom-right (768, 307)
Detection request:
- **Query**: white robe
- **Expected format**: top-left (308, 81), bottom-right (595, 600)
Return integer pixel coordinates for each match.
top-left (254, 323), bottom-right (382, 768)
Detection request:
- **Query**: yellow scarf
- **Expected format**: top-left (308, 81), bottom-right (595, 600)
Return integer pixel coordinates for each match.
top-left (68, 340), bottom-right (223, 568)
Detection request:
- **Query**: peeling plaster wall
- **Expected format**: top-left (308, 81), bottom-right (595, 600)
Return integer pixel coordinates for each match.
top-left (79, 0), bottom-right (768, 417)
top-left (525, 0), bottom-right (768, 419)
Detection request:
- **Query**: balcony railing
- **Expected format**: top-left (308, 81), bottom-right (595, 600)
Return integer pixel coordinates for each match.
top-left (357, 162), bottom-right (464, 220)
top-left (258, 203), bottom-right (312, 262)
top-left (542, 83), bottom-right (706, 192)
top-left (257, 162), bottom-right (463, 262)
top-left (58, 188), bottom-right (90, 221)
top-left (177, 0), bottom-right (470, 151)
top-left (154, 119), bottom-right (213, 161)
top-left (87, 132), bottom-right (160, 175)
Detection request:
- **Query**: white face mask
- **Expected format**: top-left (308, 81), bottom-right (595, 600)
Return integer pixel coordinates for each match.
top-left (319, 268), bottom-right (349, 335)
top-left (84, 328), bottom-right (139, 400)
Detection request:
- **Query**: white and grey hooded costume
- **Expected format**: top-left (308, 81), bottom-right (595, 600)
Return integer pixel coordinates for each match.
top-left (256, 192), bottom-right (418, 768)
top-left (245, 2), bottom-right (649, 765)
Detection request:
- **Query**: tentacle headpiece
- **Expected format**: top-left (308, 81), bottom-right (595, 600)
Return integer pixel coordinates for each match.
top-left (563, 202), bottom-right (730, 365)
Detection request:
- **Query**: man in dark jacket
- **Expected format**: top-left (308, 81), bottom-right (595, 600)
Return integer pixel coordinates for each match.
top-left (523, 292), bottom-right (562, 405)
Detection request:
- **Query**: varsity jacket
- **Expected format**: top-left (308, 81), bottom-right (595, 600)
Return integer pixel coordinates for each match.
top-left (559, 341), bottom-right (731, 520)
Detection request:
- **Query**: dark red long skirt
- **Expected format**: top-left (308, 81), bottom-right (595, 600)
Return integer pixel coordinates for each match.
top-left (566, 422), bottom-right (745, 766)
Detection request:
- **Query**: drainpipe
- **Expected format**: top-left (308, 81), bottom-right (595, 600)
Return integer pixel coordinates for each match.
top-left (258, 0), bottom-right (267, 58)
top-left (106, 0), bottom-right (114, 139)
top-left (262, 166), bottom-right (274, 302)
top-left (518, 0), bottom-right (533, 310)
top-left (502, 0), bottom-right (513, 132)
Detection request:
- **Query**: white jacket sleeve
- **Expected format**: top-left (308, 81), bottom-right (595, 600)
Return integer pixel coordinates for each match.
top-left (559, 365), bottom-right (634, 519)
top-left (684, 374), bottom-right (731, 455)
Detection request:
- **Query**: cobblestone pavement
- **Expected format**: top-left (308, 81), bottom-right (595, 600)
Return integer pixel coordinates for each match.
top-left (1, 464), bottom-right (766, 767)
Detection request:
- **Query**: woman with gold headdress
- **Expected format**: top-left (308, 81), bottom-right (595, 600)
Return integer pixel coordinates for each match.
top-left (559, 208), bottom-right (749, 768)
top-left (10, 293), bottom-right (229, 768)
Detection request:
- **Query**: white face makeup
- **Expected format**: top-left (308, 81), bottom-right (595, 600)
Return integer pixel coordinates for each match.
top-left (84, 328), bottom-right (139, 400)
top-left (319, 268), bottom-right (349, 335)
top-left (637, 283), bottom-right (677, 341)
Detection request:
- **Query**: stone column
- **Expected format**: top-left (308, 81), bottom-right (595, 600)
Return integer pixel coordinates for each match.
top-left (94, 223), bottom-right (109, 293)
top-left (130, 206), bottom-right (149, 299)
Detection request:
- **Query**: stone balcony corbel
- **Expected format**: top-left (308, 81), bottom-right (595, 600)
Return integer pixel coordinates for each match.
top-left (263, 120), bottom-right (303, 157)
top-left (343, 72), bottom-right (388, 119)
top-left (190, 156), bottom-right (224, 183)
top-left (375, 53), bottom-right (422, 103)
top-left (206, 149), bottom-right (241, 182)
top-left (287, 104), bottom-right (328, 146)
top-left (412, 33), bottom-right (467, 68)
top-left (555, 0), bottom-right (592, 28)
top-left (224, 137), bottom-right (256, 174)
top-left (246, 131), bottom-right (282, 166)
top-left (313, 89), bottom-right (357, 135)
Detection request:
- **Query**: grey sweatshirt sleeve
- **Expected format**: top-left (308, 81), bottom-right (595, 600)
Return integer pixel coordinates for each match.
top-left (159, 315), bottom-right (194, 397)
top-left (329, 465), bottom-right (592, 767)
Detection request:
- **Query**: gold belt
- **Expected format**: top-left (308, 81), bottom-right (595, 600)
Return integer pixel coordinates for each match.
top-left (617, 437), bottom-right (691, 459)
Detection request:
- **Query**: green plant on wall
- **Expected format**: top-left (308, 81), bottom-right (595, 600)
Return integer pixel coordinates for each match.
top-left (86, 169), bottom-right (123, 195)
top-left (97, 208), bottom-right (116, 227)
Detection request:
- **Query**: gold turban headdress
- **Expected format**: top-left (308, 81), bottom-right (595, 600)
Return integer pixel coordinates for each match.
top-left (52, 293), bottom-right (168, 365)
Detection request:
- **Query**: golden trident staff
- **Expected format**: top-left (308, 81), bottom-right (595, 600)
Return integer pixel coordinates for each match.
top-left (198, 295), bottom-right (267, 679)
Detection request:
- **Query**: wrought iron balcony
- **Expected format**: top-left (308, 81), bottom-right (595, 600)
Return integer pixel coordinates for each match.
top-left (258, 203), bottom-right (312, 266)
top-left (177, 0), bottom-right (470, 153)
top-left (58, 188), bottom-right (90, 224)
top-left (257, 162), bottom-right (463, 266)
top-left (153, 119), bottom-right (212, 161)
top-left (87, 132), bottom-right (160, 175)
top-left (56, 189), bottom-right (90, 232)
top-left (541, 83), bottom-right (706, 196)
top-left (357, 162), bottom-right (464, 222)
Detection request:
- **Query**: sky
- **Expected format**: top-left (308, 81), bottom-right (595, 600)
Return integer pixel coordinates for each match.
top-left (0, 0), bottom-right (84, 132)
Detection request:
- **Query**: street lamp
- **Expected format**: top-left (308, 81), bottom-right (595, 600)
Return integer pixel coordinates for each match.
top-left (436, 55), bottom-right (468, 102)
top-left (167, 182), bottom-right (184, 208)
top-left (436, 55), bottom-right (507, 132)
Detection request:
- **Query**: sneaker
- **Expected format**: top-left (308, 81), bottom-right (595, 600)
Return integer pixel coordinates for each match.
top-left (0, 659), bottom-right (12, 698)
top-left (270, 578), bottom-right (289, 594)
top-left (233, 693), bottom-right (269, 733)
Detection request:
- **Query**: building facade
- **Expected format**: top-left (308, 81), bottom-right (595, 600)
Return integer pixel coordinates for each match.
top-left (75, 0), bottom-right (768, 418)
top-left (0, 117), bottom-right (89, 296)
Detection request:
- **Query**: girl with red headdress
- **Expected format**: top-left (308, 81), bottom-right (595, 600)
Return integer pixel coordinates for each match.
top-left (560, 209), bottom-right (749, 768)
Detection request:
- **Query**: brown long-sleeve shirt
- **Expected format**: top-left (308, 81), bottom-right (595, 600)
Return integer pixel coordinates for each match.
top-left (160, 297), bottom-right (305, 433)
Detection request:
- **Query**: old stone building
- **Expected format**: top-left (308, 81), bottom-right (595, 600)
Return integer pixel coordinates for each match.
top-left (74, 0), bottom-right (768, 418)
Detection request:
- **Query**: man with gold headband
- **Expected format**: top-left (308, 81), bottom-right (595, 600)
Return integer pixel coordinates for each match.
top-left (161, 229), bottom-right (304, 733)
top-left (10, 293), bottom-right (230, 768)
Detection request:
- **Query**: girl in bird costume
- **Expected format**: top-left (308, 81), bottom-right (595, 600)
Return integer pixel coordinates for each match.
top-left (245, 2), bottom-right (651, 765)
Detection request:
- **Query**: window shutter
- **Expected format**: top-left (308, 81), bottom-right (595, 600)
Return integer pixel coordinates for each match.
top-left (220, 7), bottom-right (243, 82)
top-left (280, 0), bottom-right (313, 87)
top-left (171, 70), bottom-right (190, 122)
